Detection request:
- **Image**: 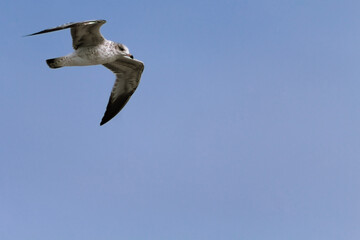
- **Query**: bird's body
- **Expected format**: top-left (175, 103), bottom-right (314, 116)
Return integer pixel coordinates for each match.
top-left (46, 40), bottom-right (120, 68)
top-left (27, 20), bottom-right (144, 125)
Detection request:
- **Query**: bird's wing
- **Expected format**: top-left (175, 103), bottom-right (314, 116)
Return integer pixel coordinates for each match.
top-left (100, 57), bottom-right (145, 125)
top-left (26, 20), bottom-right (106, 49)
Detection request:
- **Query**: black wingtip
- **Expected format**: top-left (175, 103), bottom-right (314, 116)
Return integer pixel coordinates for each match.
top-left (100, 116), bottom-right (111, 126)
top-left (23, 33), bottom-right (36, 37)
top-left (23, 32), bottom-right (46, 37)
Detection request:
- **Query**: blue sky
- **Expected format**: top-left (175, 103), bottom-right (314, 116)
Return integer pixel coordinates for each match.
top-left (1, 0), bottom-right (360, 239)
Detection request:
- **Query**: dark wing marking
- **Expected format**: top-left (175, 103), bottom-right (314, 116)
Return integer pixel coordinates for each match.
top-left (26, 20), bottom-right (106, 49)
top-left (70, 20), bottom-right (106, 49)
top-left (26, 21), bottom-right (80, 36)
top-left (100, 57), bottom-right (145, 126)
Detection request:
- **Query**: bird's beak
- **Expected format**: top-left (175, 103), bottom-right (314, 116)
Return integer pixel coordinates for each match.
top-left (126, 54), bottom-right (134, 59)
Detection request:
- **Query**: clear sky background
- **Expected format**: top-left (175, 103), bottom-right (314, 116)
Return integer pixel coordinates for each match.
top-left (1, 0), bottom-right (360, 239)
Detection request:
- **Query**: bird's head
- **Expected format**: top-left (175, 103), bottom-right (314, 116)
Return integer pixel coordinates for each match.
top-left (116, 43), bottom-right (133, 59)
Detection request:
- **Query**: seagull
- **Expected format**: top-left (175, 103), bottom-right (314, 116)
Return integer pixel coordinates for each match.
top-left (27, 20), bottom-right (144, 126)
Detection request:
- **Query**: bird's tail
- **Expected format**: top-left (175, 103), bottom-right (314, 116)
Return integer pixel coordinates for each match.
top-left (46, 57), bottom-right (65, 69)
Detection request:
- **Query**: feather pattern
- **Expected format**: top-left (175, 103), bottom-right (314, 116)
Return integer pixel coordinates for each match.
top-left (26, 20), bottom-right (106, 49)
top-left (101, 57), bottom-right (144, 125)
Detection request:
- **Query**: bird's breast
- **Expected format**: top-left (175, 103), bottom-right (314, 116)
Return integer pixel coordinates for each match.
top-left (75, 42), bottom-right (119, 65)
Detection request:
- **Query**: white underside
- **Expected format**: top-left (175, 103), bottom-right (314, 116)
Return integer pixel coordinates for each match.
top-left (60, 40), bottom-right (121, 66)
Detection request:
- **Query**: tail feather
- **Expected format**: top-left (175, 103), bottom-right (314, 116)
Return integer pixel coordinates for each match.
top-left (46, 58), bottom-right (63, 69)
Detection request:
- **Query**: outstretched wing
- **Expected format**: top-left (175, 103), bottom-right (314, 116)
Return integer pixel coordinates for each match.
top-left (101, 57), bottom-right (145, 126)
top-left (26, 20), bottom-right (106, 49)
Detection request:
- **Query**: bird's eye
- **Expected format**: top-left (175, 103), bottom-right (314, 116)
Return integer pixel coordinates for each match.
top-left (118, 45), bottom-right (125, 51)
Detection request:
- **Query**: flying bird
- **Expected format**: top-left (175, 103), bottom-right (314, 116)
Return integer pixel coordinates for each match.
top-left (27, 20), bottom-right (144, 125)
